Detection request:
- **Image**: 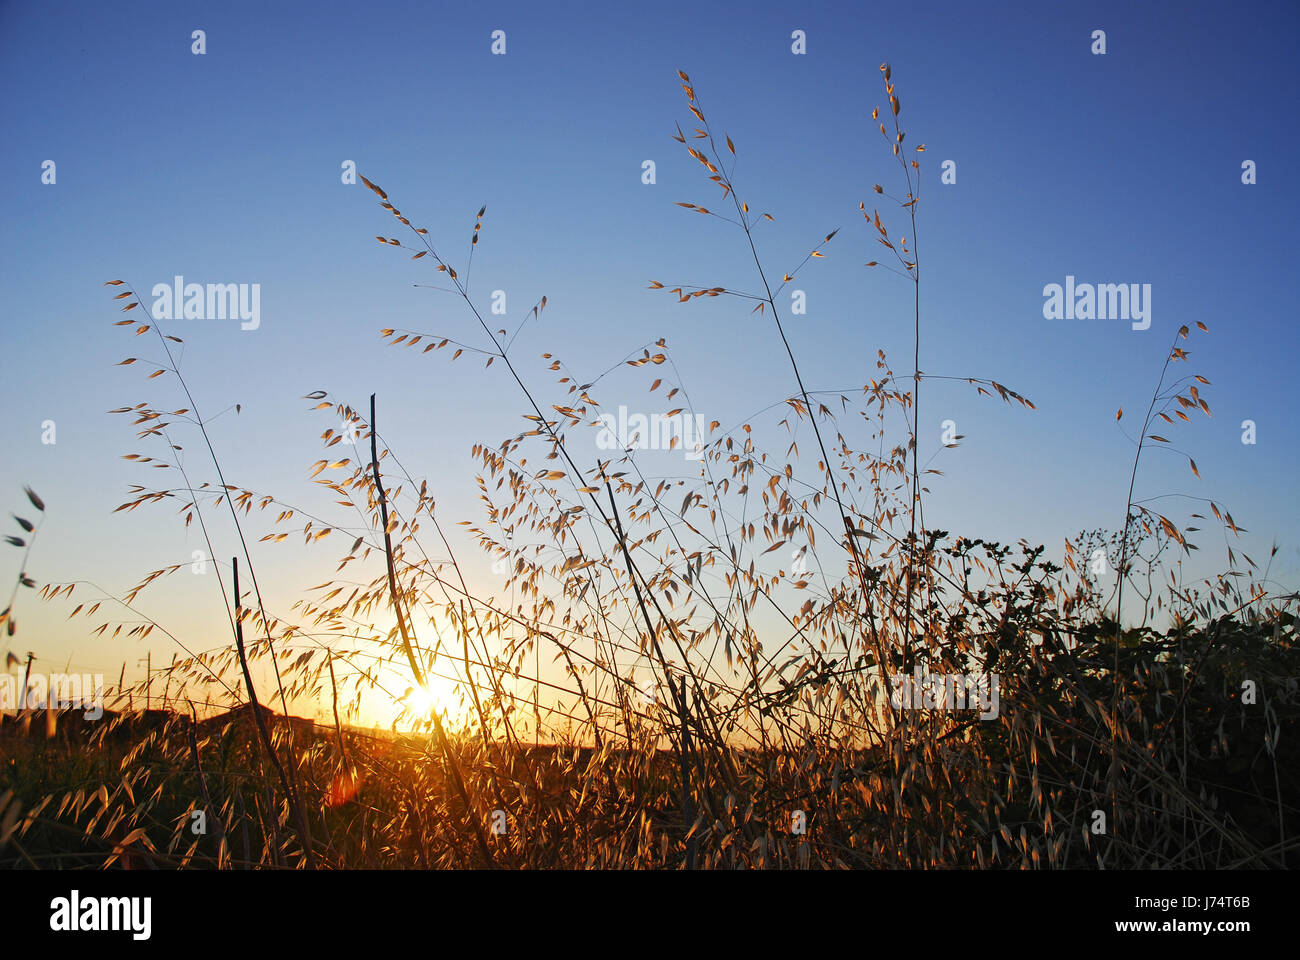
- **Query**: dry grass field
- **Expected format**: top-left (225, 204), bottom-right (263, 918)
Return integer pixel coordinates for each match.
top-left (2, 66), bottom-right (1296, 872)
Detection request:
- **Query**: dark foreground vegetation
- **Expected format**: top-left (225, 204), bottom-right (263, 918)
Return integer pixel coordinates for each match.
top-left (3, 609), bottom-right (1298, 869)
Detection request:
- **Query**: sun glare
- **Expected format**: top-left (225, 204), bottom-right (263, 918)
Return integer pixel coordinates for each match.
top-left (399, 677), bottom-right (455, 724)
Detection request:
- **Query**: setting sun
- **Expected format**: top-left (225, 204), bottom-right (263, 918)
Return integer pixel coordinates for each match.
top-left (402, 685), bottom-right (439, 717)
top-left (397, 676), bottom-right (455, 725)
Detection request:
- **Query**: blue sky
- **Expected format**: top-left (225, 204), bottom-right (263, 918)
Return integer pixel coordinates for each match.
top-left (1, 0), bottom-right (1297, 725)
